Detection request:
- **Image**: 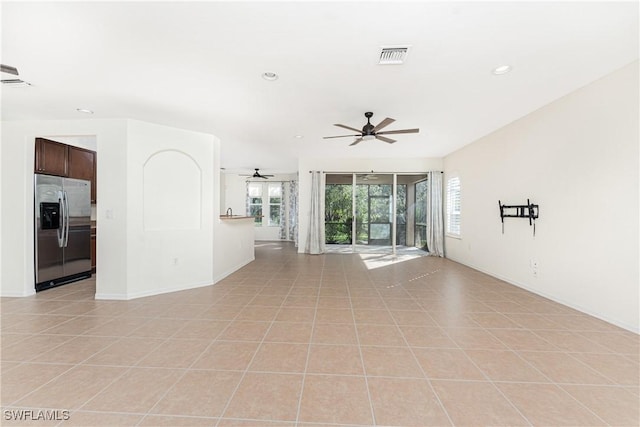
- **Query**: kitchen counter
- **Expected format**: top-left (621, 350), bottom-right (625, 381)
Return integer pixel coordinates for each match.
top-left (219, 215), bottom-right (256, 221)
top-left (214, 214), bottom-right (256, 283)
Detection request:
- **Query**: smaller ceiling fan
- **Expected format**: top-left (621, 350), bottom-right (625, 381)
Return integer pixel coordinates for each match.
top-left (240, 168), bottom-right (274, 179)
top-left (324, 112), bottom-right (419, 146)
top-left (360, 173), bottom-right (379, 181)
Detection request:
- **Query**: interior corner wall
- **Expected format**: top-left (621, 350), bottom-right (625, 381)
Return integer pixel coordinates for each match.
top-left (0, 119), bottom-right (128, 298)
top-left (123, 120), bottom-right (215, 299)
top-left (444, 61), bottom-right (639, 332)
top-left (213, 145), bottom-right (255, 283)
top-left (297, 157), bottom-right (444, 253)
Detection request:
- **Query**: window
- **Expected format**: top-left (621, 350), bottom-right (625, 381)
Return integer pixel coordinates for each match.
top-left (268, 183), bottom-right (282, 226)
top-left (248, 183), bottom-right (263, 226)
top-left (446, 176), bottom-right (461, 236)
top-left (247, 182), bottom-right (283, 227)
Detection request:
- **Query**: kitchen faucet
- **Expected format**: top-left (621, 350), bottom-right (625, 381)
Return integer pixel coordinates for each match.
top-left (226, 207), bottom-right (233, 216)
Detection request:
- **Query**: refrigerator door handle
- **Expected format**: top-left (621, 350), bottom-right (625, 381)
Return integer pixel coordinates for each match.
top-left (57, 192), bottom-right (65, 248)
top-left (63, 190), bottom-right (70, 247)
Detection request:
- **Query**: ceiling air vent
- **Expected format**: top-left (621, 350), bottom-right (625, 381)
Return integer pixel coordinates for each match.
top-left (1, 64), bottom-right (31, 87)
top-left (378, 46), bottom-right (410, 65)
top-left (1, 79), bottom-right (31, 87)
top-left (1, 64), bottom-right (19, 76)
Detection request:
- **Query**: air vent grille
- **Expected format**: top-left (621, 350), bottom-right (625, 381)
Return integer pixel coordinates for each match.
top-left (1, 79), bottom-right (31, 87)
top-left (378, 47), bottom-right (409, 65)
top-left (0, 64), bottom-right (19, 76)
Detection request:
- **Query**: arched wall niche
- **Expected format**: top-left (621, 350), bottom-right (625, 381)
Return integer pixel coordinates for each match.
top-left (143, 149), bottom-right (201, 231)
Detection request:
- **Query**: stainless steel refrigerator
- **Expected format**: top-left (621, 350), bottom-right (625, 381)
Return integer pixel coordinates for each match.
top-left (35, 174), bottom-right (92, 291)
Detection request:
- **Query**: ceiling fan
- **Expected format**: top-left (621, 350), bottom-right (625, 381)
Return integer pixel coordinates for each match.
top-left (323, 112), bottom-right (419, 146)
top-left (240, 168), bottom-right (274, 179)
top-left (360, 174), bottom-right (379, 181)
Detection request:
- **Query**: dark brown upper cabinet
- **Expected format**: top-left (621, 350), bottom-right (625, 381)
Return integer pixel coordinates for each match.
top-left (68, 146), bottom-right (97, 203)
top-left (34, 138), bottom-right (97, 203)
top-left (34, 138), bottom-right (68, 176)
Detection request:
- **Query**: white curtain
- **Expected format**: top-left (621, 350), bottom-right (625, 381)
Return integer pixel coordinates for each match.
top-left (279, 181), bottom-right (287, 240)
top-left (305, 171), bottom-right (325, 254)
top-left (288, 178), bottom-right (299, 247)
top-left (426, 171), bottom-right (445, 257)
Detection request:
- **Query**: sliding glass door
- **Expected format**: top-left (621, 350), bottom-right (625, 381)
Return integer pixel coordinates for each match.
top-left (354, 174), bottom-right (393, 253)
top-left (325, 173), bottom-right (428, 254)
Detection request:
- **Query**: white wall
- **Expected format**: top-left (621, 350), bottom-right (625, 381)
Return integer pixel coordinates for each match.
top-left (444, 61), bottom-right (639, 332)
top-left (297, 157), bottom-right (443, 253)
top-left (115, 120), bottom-right (216, 299)
top-left (43, 135), bottom-right (97, 152)
top-left (1, 119), bottom-right (128, 297)
top-left (213, 148), bottom-right (255, 282)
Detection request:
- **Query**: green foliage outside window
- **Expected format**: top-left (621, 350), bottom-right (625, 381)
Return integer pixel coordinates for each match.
top-left (325, 183), bottom-right (407, 245)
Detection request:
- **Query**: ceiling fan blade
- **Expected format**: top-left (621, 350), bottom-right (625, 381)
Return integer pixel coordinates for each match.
top-left (1, 64), bottom-right (19, 75)
top-left (323, 134), bottom-right (361, 139)
top-left (376, 128), bottom-right (419, 135)
top-left (376, 135), bottom-right (396, 144)
top-left (260, 176), bottom-right (269, 179)
top-left (373, 117), bottom-right (395, 132)
top-left (334, 124), bottom-right (363, 133)
top-left (349, 138), bottom-right (364, 146)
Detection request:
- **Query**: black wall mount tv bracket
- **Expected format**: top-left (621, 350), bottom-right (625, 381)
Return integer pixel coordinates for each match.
top-left (498, 199), bottom-right (539, 236)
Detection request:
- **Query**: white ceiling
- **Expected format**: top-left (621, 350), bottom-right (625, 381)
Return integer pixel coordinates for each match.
top-left (2, 1), bottom-right (638, 173)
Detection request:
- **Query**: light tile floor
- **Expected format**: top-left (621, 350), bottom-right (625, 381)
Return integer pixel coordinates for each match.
top-left (1, 242), bottom-right (638, 426)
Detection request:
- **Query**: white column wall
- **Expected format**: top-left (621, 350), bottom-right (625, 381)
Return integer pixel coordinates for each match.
top-left (111, 120), bottom-right (216, 299)
top-left (213, 146), bottom-right (255, 282)
top-left (444, 61), bottom-right (639, 332)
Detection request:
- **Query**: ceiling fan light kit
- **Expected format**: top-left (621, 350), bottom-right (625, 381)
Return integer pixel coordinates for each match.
top-left (324, 112), bottom-right (419, 146)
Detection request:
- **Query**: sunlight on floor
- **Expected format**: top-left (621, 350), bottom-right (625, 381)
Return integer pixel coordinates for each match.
top-left (358, 253), bottom-right (424, 270)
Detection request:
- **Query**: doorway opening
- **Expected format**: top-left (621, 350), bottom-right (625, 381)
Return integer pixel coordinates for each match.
top-left (324, 173), bottom-right (428, 255)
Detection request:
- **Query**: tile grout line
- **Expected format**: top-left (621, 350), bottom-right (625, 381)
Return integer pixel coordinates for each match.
top-left (367, 265), bottom-right (457, 427)
top-left (419, 281), bottom-right (538, 427)
top-left (135, 279), bottom-right (255, 426)
top-left (480, 313), bottom-right (624, 425)
top-left (346, 267), bottom-right (378, 427)
top-left (213, 269), bottom-right (300, 426)
top-left (461, 311), bottom-right (610, 426)
top-left (2, 244), bottom-right (637, 426)
top-left (293, 258), bottom-right (323, 426)
top-left (6, 309), bottom-right (159, 420)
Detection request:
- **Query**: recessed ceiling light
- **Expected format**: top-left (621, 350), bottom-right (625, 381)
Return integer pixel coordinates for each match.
top-left (294, 135), bottom-right (304, 139)
top-left (262, 72), bottom-right (278, 81)
top-left (76, 108), bottom-right (94, 114)
top-left (492, 65), bottom-right (512, 75)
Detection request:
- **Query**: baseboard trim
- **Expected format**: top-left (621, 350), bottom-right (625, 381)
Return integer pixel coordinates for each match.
top-left (95, 279), bottom-right (214, 301)
top-left (214, 257), bottom-right (254, 284)
top-left (446, 256), bottom-right (639, 334)
top-left (0, 289), bottom-right (36, 297)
